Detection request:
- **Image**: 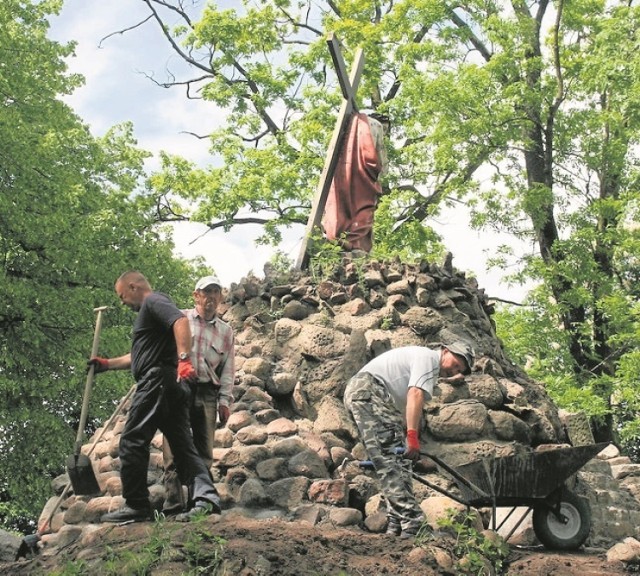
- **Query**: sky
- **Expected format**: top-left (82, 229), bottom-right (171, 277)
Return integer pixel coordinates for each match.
top-left (47, 0), bottom-right (533, 301)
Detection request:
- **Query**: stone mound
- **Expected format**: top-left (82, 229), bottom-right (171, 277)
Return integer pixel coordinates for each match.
top-left (35, 255), bottom-right (640, 552)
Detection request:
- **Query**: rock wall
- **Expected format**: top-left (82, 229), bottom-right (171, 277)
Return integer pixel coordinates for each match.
top-left (36, 255), bottom-right (640, 551)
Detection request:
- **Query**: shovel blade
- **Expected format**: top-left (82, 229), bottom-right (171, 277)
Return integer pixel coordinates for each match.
top-left (66, 453), bottom-right (101, 496)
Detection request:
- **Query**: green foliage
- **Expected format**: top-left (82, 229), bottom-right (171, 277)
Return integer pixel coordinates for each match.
top-left (380, 316), bottom-right (394, 330)
top-left (49, 515), bottom-right (227, 576)
top-left (0, 0), bottom-right (204, 529)
top-left (98, 519), bottom-right (174, 576)
top-left (307, 233), bottom-right (374, 297)
top-left (308, 235), bottom-right (346, 283)
top-left (435, 509), bottom-right (509, 575)
top-left (50, 560), bottom-right (90, 576)
top-left (265, 250), bottom-right (297, 286)
top-left (179, 516), bottom-right (227, 575)
top-left (138, 0), bottom-right (466, 256)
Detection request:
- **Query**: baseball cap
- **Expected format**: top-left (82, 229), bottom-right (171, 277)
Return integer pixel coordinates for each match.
top-left (194, 275), bottom-right (222, 291)
top-left (444, 341), bottom-right (475, 375)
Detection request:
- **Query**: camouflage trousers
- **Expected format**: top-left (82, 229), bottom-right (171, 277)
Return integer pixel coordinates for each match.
top-left (344, 372), bottom-right (424, 531)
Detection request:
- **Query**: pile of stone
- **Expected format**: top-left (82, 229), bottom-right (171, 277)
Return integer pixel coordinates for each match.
top-left (34, 255), bottom-right (640, 552)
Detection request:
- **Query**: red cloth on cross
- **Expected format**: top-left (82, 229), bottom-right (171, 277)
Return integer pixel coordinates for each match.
top-left (322, 113), bottom-right (383, 252)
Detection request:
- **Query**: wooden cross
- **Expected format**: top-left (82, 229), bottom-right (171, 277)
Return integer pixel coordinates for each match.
top-left (295, 33), bottom-right (365, 270)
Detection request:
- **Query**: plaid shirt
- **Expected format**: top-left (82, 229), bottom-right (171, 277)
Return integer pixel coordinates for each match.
top-left (183, 308), bottom-right (235, 408)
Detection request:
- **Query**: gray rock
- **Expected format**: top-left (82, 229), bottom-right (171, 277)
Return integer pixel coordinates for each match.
top-left (236, 425), bottom-right (268, 445)
top-left (267, 372), bottom-right (297, 395)
top-left (288, 450), bottom-right (329, 479)
top-left (426, 400), bottom-right (489, 441)
top-left (239, 478), bottom-right (270, 508)
top-left (329, 507), bottom-right (362, 527)
top-left (256, 458), bottom-right (287, 481)
top-left (267, 477), bottom-right (310, 509)
top-left (0, 529), bottom-right (22, 562)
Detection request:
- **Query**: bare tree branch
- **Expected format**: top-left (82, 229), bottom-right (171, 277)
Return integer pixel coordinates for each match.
top-left (180, 131), bottom-right (211, 140)
top-left (490, 296), bottom-right (525, 306)
top-left (98, 15), bottom-right (153, 48)
top-left (141, 0), bottom-right (211, 75)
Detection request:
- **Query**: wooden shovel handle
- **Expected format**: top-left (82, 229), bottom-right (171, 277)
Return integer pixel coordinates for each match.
top-left (74, 306), bottom-right (108, 450)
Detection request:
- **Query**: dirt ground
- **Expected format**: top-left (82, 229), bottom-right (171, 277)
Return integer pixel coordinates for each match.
top-left (0, 514), bottom-right (632, 575)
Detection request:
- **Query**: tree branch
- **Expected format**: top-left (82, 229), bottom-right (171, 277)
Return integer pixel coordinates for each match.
top-left (448, 9), bottom-right (492, 62)
top-left (98, 15), bottom-right (154, 48)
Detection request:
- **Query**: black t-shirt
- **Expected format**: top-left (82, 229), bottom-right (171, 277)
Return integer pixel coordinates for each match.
top-left (130, 292), bottom-right (185, 380)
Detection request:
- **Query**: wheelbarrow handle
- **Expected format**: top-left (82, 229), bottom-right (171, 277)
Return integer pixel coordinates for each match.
top-left (420, 450), bottom-right (491, 499)
top-left (392, 447), bottom-right (493, 500)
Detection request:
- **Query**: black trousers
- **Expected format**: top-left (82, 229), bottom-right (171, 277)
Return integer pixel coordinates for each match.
top-left (119, 367), bottom-right (219, 509)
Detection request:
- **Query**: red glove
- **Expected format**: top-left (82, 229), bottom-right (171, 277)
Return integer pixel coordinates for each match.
top-left (218, 405), bottom-right (230, 426)
top-left (87, 357), bottom-right (109, 373)
top-left (405, 429), bottom-right (420, 460)
top-left (177, 358), bottom-right (197, 383)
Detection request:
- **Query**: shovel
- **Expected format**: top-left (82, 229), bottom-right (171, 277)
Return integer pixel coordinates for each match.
top-left (66, 306), bottom-right (107, 495)
top-left (41, 384), bottom-right (135, 533)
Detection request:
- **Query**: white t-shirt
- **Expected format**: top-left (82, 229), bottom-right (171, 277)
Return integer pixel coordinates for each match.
top-left (359, 346), bottom-right (440, 417)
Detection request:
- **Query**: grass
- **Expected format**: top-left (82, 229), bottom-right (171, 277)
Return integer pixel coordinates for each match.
top-left (47, 512), bottom-right (226, 576)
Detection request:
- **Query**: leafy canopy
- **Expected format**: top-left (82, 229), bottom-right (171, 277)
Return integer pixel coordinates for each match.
top-left (0, 0), bottom-right (206, 529)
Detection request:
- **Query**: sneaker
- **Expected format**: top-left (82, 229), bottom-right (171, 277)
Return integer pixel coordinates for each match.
top-left (174, 500), bottom-right (221, 522)
top-left (101, 505), bottom-right (151, 523)
top-left (385, 518), bottom-right (401, 536)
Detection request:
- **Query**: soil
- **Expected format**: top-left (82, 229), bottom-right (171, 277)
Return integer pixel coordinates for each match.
top-left (0, 514), bottom-right (632, 575)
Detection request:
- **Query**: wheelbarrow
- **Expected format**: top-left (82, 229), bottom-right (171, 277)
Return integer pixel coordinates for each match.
top-left (361, 442), bottom-right (609, 550)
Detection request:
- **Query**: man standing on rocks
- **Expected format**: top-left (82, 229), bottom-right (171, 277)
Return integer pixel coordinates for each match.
top-left (343, 342), bottom-right (474, 538)
top-left (162, 275), bottom-right (235, 516)
top-left (88, 271), bottom-right (221, 522)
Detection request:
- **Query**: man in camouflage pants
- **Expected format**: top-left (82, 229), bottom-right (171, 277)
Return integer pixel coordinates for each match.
top-left (344, 342), bottom-right (474, 539)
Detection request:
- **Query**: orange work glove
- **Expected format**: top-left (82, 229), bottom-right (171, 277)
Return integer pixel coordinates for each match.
top-left (87, 357), bottom-right (109, 373)
top-left (177, 358), bottom-right (197, 383)
top-left (405, 429), bottom-right (420, 460)
top-left (218, 405), bottom-right (230, 426)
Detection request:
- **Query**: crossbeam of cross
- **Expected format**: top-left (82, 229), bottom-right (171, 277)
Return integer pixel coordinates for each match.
top-left (295, 33), bottom-right (364, 270)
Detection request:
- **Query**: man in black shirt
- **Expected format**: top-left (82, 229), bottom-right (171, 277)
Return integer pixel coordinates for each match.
top-left (89, 271), bottom-right (221, 522)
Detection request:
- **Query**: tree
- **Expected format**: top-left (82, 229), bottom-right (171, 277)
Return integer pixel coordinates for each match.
top-left (0, 0), bottom-right (203, 529)
top-left (125, 0), bottom-right (640, 445)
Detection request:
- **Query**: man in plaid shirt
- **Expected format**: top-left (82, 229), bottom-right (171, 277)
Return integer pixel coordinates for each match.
top-left (162, 275), bottom-right (235, 517)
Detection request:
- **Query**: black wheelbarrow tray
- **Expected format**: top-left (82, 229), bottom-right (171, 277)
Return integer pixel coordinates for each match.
top-left (412, 442), bottom-right (609, 550)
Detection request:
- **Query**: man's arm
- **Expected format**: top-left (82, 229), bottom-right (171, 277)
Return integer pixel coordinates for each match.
top-left (405, 386), bottom-right (426, 460)
top-left (88, 353), bottom-right (131, 373)
top-left (107, 354), bottom-right (132, 370)
top-left (174, 316), bottom-right (197, 383)
top-left (172, 316), bottom-right (193, 359)
top-left (406, 387), bottom-right (425, 432)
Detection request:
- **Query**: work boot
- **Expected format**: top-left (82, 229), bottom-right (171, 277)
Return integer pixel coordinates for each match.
top-left (385, 517), bottom-right (401, 536)
top-left (174, 499), bottom-right (221, 522)
top-left (101, 504), bottom-right (151, 523)
top-left (162, 467), bottom-right (186, 515)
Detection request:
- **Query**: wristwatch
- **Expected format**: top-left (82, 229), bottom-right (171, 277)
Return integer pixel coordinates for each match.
top-left (178, 352), bottom-right (189, 361)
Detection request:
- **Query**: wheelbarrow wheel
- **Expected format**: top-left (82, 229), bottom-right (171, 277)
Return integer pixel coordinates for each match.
top-left (532, 490), bottom-right (591, 550)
